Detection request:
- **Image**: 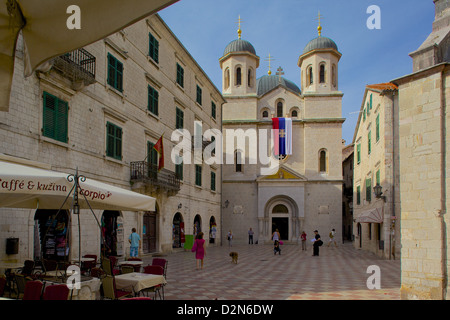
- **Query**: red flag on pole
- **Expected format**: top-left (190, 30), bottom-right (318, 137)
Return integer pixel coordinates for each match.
top-left (153, 135), bottom-right (164, 171)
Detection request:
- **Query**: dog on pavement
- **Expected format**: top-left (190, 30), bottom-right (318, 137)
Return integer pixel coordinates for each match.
top-left (229, 252), bottom-right (238, 264)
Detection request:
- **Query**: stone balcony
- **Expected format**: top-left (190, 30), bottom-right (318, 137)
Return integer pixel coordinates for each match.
top-left (130, 161), bottom-right (180, 196)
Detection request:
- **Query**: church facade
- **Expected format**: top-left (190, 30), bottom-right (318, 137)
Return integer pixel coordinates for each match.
top-left (220, 25), bottom-right (344, 245)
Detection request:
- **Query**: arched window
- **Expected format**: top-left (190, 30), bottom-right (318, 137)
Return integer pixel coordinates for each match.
top-left (291, 110), bottom-right (298, 118)
top-left (319, 150), bottom-right (327, 172)
top-left (308, 66), bottom-right (313, 85)
top-left (272, 204), bottom-right (289, 214)
top-left (262, 110), bottom-right (269, 118)
top-left (332, 65), bottom-right (337, 87)
top-left (319, 64), bottom-right (325, 83)
top-left (235, 151), bottom-right (242, 172)
top-left (225, 68), bottom-right (230, 89)
top-left (236, 67), bottom-right (242, 86)
top-left (248, 69), bottom-right (253, 87)
top-left (277, 102), bottom-right (283, 117)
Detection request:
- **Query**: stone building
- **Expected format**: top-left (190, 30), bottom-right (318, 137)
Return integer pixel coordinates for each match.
top-left (352, 83), bottom-right (401, 259)
top-left (0, 13), bottom-right (224, 264)
top-left (220, 23), bottom-right (344, 244)
top-left (391, 0), bottom-right (450, 300)
top-left (342, 141), bottom-right (354, 242)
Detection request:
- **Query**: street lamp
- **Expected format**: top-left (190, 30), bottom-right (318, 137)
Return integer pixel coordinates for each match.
top-left (373, 184), bottom-right (386, 202)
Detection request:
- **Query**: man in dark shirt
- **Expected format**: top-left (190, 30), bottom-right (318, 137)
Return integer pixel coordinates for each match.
top-left (313, 230), bottom-right (321, 256)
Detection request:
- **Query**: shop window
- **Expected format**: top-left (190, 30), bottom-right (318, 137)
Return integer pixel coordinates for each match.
top-left (34, 210), bottom-right (70, 261)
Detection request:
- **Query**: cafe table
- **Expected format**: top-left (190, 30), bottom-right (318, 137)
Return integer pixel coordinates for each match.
top-left (114, 272), bottom-right (166, 297)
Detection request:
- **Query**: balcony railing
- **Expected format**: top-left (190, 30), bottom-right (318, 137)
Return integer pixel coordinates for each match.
top-left (130, 161), bottom-right (181, 193)
top-left (52, 48), bottom-right (96, 86)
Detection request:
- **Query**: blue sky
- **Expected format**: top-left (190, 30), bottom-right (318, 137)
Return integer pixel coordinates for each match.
top-left (159, 0), bottom-right (435, 144)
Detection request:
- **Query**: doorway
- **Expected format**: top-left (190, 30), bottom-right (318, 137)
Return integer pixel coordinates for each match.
top-left (101, 211), bottom-right (120, 257)
top-left (172, 212), bottom-right (184, 248)
top-left (272, 217), bottom-right (289, 240)
top-left (143, 212), bottom-right (157, 253)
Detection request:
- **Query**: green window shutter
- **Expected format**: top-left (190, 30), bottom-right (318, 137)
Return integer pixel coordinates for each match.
top-left (376, 170), bottom-right (380, 186)
top-left (357, 143), bottom-right (361, 164)
top-left (195, 165), bottom-right (202, 186)
top-left (43, 92), bottom-right (68, 143)
top-left (106, 122), bottom-right (122, 160)
top-left (107, 53), bottom-right (123, 92)
top-left (370, 94), bottom-right (373, 110)
top-left (211, 171), bottom-right (216, 191)
top-left (211, 101), bottom-right (216, 119)
top-left (176, 107), bottom-right (184, 129)
top-left (149, 33), bottom-right (159, 63)
top-left (148, 85), bottom-right (159, 115)
top-left (368, 131), bottom-right (372, 155)
top-left (366, 178), bottom-right (372, 202)
top-left (376, 114), bottom-right (380, 142)
top-left (196, 85), bottom-right (202, 105)
top-left (367, 102), bottom-right (370, 115)
top-left (176, 63), bottom-right (184, 87)
top-left (357, 186), bottom-right (361, 205)
top-left (175, 157), bottom-right (183, 180)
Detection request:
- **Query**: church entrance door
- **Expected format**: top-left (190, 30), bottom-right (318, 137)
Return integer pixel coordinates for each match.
top-left (272, 217), bottom-right (289, 240)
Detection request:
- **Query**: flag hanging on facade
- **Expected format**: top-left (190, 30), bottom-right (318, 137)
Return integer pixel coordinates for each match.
top-left (272, 118), bottom-right (292, 156)
top-left (153, 135), bottom-right (164, 171)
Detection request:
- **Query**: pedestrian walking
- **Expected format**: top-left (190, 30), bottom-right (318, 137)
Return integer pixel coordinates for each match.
top-left (274, 240), bottom-right (281, 255)
top-left (272, 229), bottom-right (280, 244)
top-left (191, 232), bottom-right (206, 270)
top-left (227, 230), bottom-right (233, 247)
top-left (328, 228), bottom-right (338, 247)
top-left (300, 231), bottom-right (307, 251)
top-left (248, 227), bottom-right (254, 244)
top-left (128, 228), bottom-right (141, 258)
top-left (312, 230), bottom-right (323, 256)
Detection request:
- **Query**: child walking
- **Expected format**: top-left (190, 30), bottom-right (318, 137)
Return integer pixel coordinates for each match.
top-left (274, 240), bottom-right (281, 255)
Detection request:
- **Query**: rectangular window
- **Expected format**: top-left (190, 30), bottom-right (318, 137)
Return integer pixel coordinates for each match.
top-left (106, 122), bottom-right (122, 160)
top-left (176, 107), bottom-right (184, 129)
top-left (363, 108), bottom-right (366, 121)
top-left (366, 178), bottom-right (372, 202)
top-left (196, 85), bottom-right (202, 105)
top-left (211, 171), bottom-right (216, 191)
top-left (107, 53), bottom-right (123, 92)
top-left (148, 85), bottom-right (159, 115)
top-left (43, 92), bottom-right (69, 143)
top-left (368, 131), bottom-right (372, 155)
top-left (149, 33), bottom-right (159, 63)
top-left (176, 63), bottom-right (184, 88)
top-left (175, 156), bottom-right (183, 181)
top-left (357, 143), bottom-right (361, 164)
top-left (195, 165), bottom-right (202, 186)
top-left (370, 94), bottom-right (373, 110)
top-left (211, 101), bottom-right (216, 119)
top-left (356, 186), bottom-right (361, 205)
top-left (376, 169), bottom-right (380, 186)
top-left (376, 114), bottom-right (380, 142)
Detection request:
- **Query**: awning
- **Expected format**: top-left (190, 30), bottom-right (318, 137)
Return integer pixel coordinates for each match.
top-left (355, 207), bottom-right (384, 223)
top-left (0, 160), bottom-right (155, 211)
top-left (1, 0), bottom-right (179, 111)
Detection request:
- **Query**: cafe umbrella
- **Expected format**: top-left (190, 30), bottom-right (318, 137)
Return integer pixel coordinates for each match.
top-left (0, 159), bottom-right (156, 266)
top-left (0, 0), bottom-right (179, 111)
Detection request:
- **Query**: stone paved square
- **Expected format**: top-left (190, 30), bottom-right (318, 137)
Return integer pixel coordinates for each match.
top-left (140, 242), bottom-right (400, 300)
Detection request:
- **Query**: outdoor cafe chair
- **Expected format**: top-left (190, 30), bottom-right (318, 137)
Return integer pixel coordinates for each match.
top-left (14, 274), bottom-right (32, 299)
top-left (101, 257), bottom-right (120, 276)
top-left (90, 267), bottom-right (106, 279)
top-left (142, 265), bottom-right (164, 300)
top-left (151, 258), bottom-right (168, 279)
top-left (101, 275), bottom-right (133, 300)
top-left (22, 280), bottom-right (44, 300)
top-left (120, 265), bottom-right (135, 274)
top-left (42, 284), bottom-right (70, 300)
